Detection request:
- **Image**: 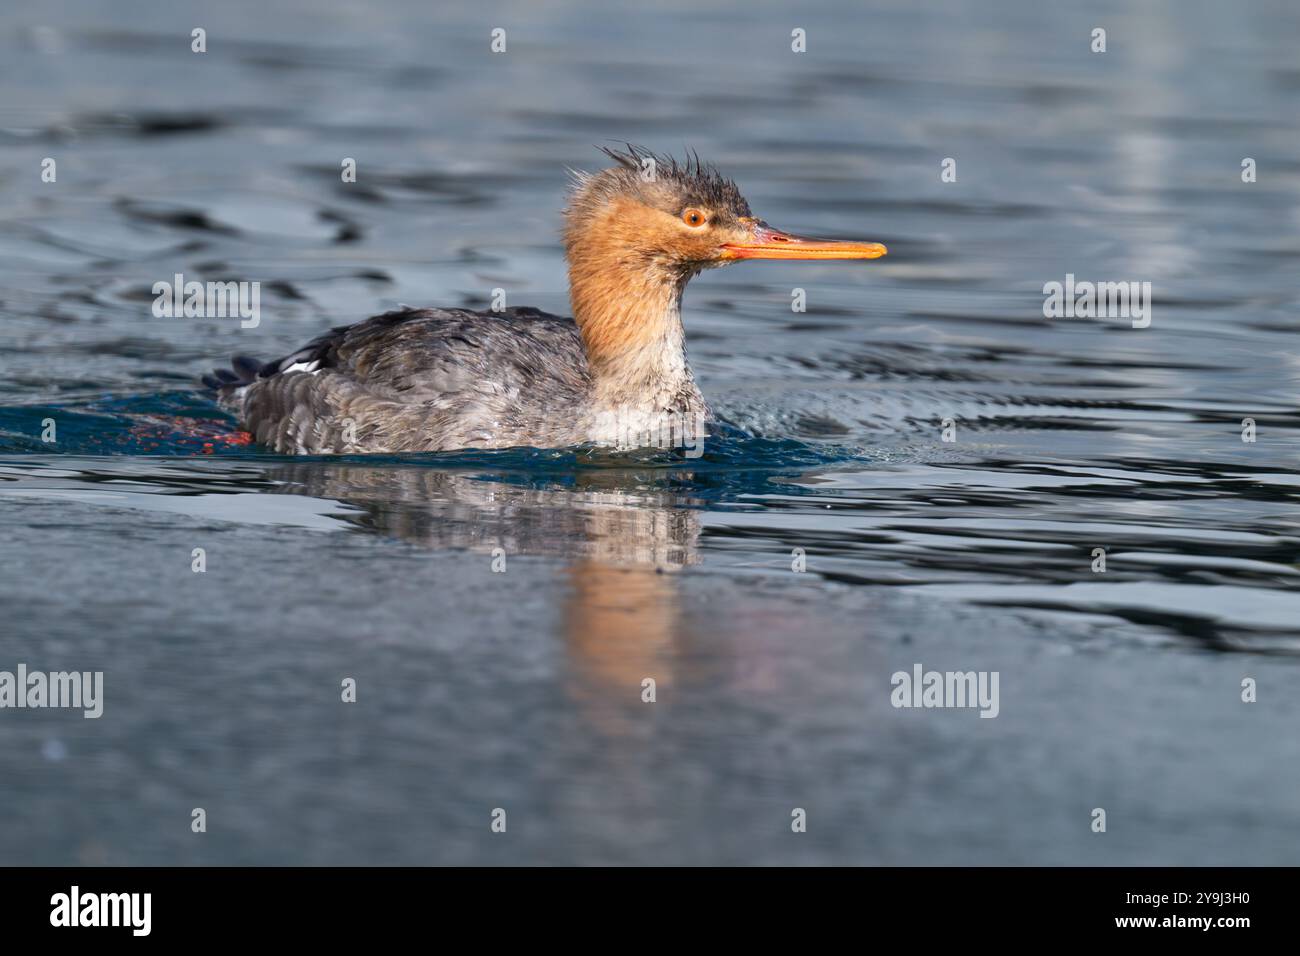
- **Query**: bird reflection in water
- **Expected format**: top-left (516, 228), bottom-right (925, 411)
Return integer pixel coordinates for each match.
top-left (264, 461), bottom-right (702, 733)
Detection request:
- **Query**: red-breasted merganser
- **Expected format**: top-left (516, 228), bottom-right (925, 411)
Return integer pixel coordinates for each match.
top-left (203, 146), bottom-right (886, 453)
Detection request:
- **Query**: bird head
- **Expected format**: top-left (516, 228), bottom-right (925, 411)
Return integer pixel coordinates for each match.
top-left (563, 145), bottom-right (887, 278)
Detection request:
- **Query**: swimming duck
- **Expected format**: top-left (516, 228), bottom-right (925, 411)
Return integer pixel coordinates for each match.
top-left (203, 146), bottom-right (886, 453)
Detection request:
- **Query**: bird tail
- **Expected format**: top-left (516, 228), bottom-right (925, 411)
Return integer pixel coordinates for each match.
top-left (201, 354), bottom-right (267, 396)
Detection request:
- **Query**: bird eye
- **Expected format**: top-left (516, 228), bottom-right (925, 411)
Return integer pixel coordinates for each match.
top-left (682, 208), bottom-right (707, 228)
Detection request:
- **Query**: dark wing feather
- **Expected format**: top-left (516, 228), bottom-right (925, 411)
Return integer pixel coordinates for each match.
top-left (206, 306), bottom-right (593, 453)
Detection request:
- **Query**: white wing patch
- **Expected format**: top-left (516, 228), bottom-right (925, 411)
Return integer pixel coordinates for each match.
top-left (281, 360), bottom-right (322, 375)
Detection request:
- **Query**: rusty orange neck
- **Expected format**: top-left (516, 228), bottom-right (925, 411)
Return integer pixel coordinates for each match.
top-left (566, 226), bottom-right (698, 409)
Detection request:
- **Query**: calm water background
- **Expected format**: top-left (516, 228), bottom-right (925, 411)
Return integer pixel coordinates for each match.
top-left (1, 0), bottom-right (1298, 864)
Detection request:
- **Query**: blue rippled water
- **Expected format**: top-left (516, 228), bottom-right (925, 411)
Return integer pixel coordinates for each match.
top-left (1, 0), bottom-right (1298, 865)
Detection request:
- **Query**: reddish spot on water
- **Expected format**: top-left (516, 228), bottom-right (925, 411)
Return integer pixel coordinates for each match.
top-left (124, 417), bottom-right (256, 454)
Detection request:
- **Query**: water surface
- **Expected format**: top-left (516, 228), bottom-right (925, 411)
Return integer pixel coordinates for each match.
top-left (1, 0), bottom-right (1298, 864)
